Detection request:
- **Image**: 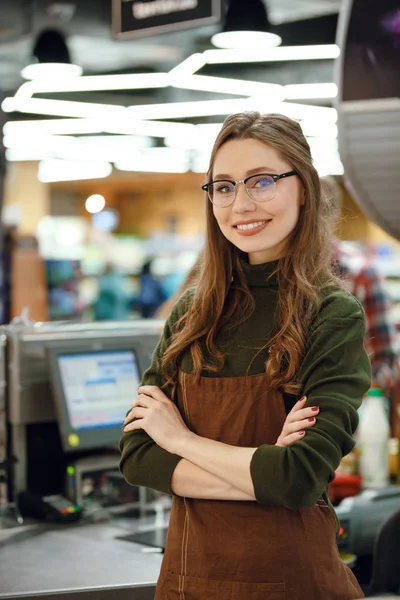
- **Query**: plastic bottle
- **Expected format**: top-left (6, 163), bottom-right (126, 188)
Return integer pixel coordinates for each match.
top-left (358, 388), bottom-right (390, 489)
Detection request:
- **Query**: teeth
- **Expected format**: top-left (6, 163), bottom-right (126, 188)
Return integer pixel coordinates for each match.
top-left (236, 221), bottom-right (267, 231)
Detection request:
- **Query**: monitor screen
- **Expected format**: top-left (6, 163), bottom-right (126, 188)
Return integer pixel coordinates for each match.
top-left (48, 348), bottom-right (141, 451)
top-left (58, 351), bottom-right (140, 430)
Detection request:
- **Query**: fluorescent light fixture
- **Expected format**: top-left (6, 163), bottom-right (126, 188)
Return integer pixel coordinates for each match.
top-left (115, 148), bottom-right (190, 174)
top-left (21, 62), bottom-right (83, 81)
top-left (6, 148), bottom-right (48, 162)
top-left (15, 72), bottom-right (169, 96)
top-left (170, 74), bottom-right (284, 98)
top-left (85, 194), bottom-right (106, 214)
top-left (3, 118), bottom-right (108, 136)
top-left (204, 44), bottom-right (340, 64)
top-left (38, 159), bottom-right (112, 182)
top-left (105, 120), bottom-right (195, 138)
top-left (128, 98), bottom-right (257, 120)
top-left (168, 54), bottom-right (206, 77)
top-left (4, 134), bottom-right (152, 162)
top-left (284, 83), bottom-right (338, 100)
top-left (4, 134), bottom-right (79, 152)
top-left (211, 31), bottom-right (281, 50)
top-left (300, 121), bottom-right (338, 139)
top-left (247, 97), bottom-right (338, 123)
top-left (165, 123), bottom-right (223, 150)
top-left (3, 117), bottom-right (194, 139)
top-left (2, 97), bottom-right (126, 119)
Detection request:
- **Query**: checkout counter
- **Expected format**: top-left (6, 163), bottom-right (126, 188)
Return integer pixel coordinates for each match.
top-left (0, 320), bottom-right (399, 598)
top-left (0, 320), bottom-right (168, 599)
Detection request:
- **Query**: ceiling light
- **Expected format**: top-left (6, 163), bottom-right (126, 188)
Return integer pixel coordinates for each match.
top-left (284, 83), bottom-right (338, 100)
top-left (38, 159), bottom-right (112, 182)
top-left (211, 0), bottom-right (282, 49)
top-left (170, 74), bottom-right (284, 98)
top-left (127, 98), bottom-right (270, 120)
top-left (15, 73), bottom-right (169, 96)
top-left (204, 45), bottom-right (340, 64)
top-left (3, 117), bottom-right (195, 139)
top-left (6, 148), bottom-right (49, 162)
top-left (115, 148), bottom-right (190, 174)
top-left (168, 54), bottom-right (206, 77)
top-left (21, 28), bottom-right (82, 81)
top-left (85, 194), bottom-right (106, 214)
top-left (3, 119), bottom-right (108, 136)
top-left (2, 97), bottom-right (126, 119)
top-left (22, 63), bottom-right (82, 81)
top-left (247, 97), bottom-right (338, 123)
top-left (4, 134), bottom-right (151, 163)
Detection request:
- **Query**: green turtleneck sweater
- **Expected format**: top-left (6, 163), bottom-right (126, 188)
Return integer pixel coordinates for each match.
top-left (119, 260), bottom-right (371, 511)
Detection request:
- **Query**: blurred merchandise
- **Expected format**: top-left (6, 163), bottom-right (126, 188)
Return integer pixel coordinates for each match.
top-left (329, 473), bottom-right (362, 506)
top-left (137, 260), bottom-right (166, 319)
top-left (337, 447), bottom-right (360, 476)
top-left (93, 263), bottom-right (131, 321)
top-left (46, 260), bottom-right (84, 321)
top-left (388, 437), bottom-right (398, 480)
top-left (358, 388), bottom-right (390, 489)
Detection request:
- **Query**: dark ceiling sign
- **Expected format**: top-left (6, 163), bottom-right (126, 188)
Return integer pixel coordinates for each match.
top-left (112, 0), bottom-right (221, 39)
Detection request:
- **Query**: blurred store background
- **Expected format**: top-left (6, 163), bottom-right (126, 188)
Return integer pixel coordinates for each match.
top-left (0, 0), bottom-right (397, 327)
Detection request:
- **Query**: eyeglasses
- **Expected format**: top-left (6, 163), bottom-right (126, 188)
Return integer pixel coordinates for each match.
top-left (202, 171), bottom-right (298, 208)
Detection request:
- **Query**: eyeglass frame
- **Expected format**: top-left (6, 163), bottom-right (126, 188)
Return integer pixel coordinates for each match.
top-left (201, 170), bottom-right (298, 207)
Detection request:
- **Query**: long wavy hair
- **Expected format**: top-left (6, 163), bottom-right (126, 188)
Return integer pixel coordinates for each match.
top-left (161, 112), bottom-right (343, 396)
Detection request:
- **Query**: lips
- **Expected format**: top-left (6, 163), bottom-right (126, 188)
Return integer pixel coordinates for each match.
top-left (233, 219), bottom-right (271, 236)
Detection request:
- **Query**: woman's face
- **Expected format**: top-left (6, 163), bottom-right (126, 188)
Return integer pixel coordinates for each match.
top-left (211, 138), bottom-right (304, 264)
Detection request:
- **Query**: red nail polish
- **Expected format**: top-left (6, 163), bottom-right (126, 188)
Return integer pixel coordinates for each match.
top-left (299, 430), bottom-right (305, 435)
top-left (308, 417), bottom-right (315, 422)
top-left (311, 406), bottom-right (319, 412)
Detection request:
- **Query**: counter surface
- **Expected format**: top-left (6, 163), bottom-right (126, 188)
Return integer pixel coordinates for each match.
top-left (0, 515), bottom-right (163, 597)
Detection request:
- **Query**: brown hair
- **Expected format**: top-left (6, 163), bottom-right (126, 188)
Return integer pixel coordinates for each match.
top-left (161, 112), bottom-right (342, 396)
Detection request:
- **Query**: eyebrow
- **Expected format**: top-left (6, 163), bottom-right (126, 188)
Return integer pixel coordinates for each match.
top-left (213, 166), bottom-right (278, 180)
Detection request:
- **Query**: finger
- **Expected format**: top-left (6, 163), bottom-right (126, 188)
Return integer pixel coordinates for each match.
top-left (138, 385), bottom-right (169, 403)
top-left (122, 418), bottom-right (145, 433)
top-left (289, 406), bottom-right (320, 422)
top-left (287, 396), bottom-right (307, 416)
top-left (281, 430), bottom-right (306, 446)
top-left (284, 417), bottom-right (316, 435)
top-left (131, 394), bottom-right (153, 409)
top-left (123, 406), bottom-right (147, 426)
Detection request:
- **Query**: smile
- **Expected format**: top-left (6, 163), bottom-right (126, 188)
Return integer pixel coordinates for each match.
top-left (234, 220), bottom-right (271, 236)
top-left (236, 221), bottom-right (268, 231)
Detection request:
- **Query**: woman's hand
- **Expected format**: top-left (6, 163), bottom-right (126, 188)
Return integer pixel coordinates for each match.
top-left (122, 385), bottom-right (192, 454)
top-left (275, 396), bottom-right (319, 447)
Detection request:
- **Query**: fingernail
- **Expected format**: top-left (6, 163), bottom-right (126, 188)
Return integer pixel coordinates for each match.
top-left (308, 417), bottom-right (315, 422)
top-left (299, 430), bottom-right (305, 435)
top-left (300, 396), bottom-right (307, 402)
top-left (311, 406), bottom-right (319, 412)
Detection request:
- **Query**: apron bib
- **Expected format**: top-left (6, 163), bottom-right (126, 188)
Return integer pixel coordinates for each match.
top-left (155, 372), bottom-right (363, 600)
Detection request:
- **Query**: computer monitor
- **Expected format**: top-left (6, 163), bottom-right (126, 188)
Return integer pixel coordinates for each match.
top-left (47, 348), bottom-right (141, 452)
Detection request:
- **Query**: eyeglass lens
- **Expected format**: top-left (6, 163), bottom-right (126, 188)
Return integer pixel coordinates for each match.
top-left (208, 175), bottom-right (276, 206)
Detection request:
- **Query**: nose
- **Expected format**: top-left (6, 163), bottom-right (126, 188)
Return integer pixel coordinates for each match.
top-left (232, 183), bottom-right (256, 213)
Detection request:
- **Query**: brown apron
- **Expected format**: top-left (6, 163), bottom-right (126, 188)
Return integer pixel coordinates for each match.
top-left (155, 371), bottom-right (364, 600)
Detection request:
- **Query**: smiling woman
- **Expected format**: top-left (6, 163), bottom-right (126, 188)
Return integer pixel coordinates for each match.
top-left (119, 111), bottom-right (371, 600)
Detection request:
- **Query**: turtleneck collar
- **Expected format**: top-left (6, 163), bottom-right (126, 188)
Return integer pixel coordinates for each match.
top-left (239, 255), bottom-right (279, 288)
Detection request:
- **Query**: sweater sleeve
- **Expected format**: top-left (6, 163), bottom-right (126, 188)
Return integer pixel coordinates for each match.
top-left (119, 290), bottom-right (193, 493)
top-left (250, 293), bottom-right (372, 510)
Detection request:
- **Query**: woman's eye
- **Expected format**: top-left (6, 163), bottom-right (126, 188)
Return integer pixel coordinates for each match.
top-left (253, 177), bottom-right (273, 189)
top-left (216, 184), bottom-right (233, 194)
